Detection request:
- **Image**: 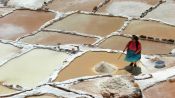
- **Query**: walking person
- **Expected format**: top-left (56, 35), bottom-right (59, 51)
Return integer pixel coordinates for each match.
top-left (123, 35), bottom-right (142, 67)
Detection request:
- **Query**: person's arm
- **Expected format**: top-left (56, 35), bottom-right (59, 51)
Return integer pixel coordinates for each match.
top-left (135, 42), bottom-right (141, 54)
top-left (123, 41), bottom-right (130, 52)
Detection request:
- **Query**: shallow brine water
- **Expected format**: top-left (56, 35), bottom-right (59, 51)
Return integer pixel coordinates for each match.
top-left (55, 51), bottom-right (130, 82)
top-left (48, 0), bottom-right (103, 12)
top-left (20, 31), bottom-right (97, 45)
top-left (45, 13), bottom-right (126, 37)
top-left (0, 49), bottom-right (69, 88)
top-left (0, 10), bottom-right (55, 40)
top-left (123, 20), bottom-right (175, 40)
top-left (99, 36), bottom-right (175, 54)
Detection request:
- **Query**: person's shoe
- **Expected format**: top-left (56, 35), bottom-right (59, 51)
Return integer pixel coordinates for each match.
top-left (129, 63), bottom-right (133, 66)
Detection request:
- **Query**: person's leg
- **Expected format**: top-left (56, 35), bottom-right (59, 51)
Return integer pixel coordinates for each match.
top-left (133, 62), bottom-right (137, 67)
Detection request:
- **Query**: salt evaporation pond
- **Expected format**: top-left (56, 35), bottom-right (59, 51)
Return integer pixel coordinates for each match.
top-left (0, 85), bottom-right (17, 95)
top-left (55, 51), bottom-right (130, 82)
top-left (0, 49), bottom-right (69, 88)
top-left (97, 0), bottom-right (158, 17)
top-left (45, 13), bottom-right (126, 37)
top-left (48, 0), bottom-right (103, 12)
top-left (123, 20), bottom-right (175, 40)
top-left (99, 36), bottom-right (175, 54)
top-left (144, 81), bottom-right (175, 98)
top-left (20, 30), bottom-right (97, 45)
top-left (145, 1), bottom-right (175, 25)
top-left (0, 10), bottom-right (55, 40)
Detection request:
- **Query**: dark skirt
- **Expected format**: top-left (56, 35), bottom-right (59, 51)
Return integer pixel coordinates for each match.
top-left (125, 50), bottom-right (141, 62)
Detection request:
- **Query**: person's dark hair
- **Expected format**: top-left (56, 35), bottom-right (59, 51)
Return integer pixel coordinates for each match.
top-left (132, 35), bottom-right (139, 50)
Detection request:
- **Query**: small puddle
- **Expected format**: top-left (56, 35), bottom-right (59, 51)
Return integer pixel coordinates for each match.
top-left (123, 20), bottom-right (175, 39)
top-left (144, 81), bottom-right (175, 98)
top-left (0, 49), bottom-right (69, 88)
top-left (0, 10), bottom-right (55, 40)
top-left (0, 43), bottom-right (21, 61)
top-left (97, 0), bottom-right (158, 17)
top-left (20, 31), bottom-right (97, 45)
top-left (98, 36), bottom-right (175, 54)
top-left (55, 51), bottom-right (130, 82)
top-left (45, 13), bottom-right (126, 37)
top-left (0, 85), bottom-right (17, 95)
top-left (26, 94), bottom-right (58, 98)
top-left (145, 2), bottom-right (175, 25)
top-left (48, 0), bottom-right (102, 12)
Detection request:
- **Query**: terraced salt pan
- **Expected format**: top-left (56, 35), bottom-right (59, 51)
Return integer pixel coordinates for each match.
top-left (145, 2), bottom-right (175, 25)
top-left (55, 51), bottom-right (130, 82)
top-left (0, 10), bottom-right (54, 40)
top-left (144, 81), bottom-right (175, 98)
top-left (0, 49), bottom-right (69, 88)
top-left (0, 85), bottom-right (17, 95)
top-left (123, 20), bottom-right (175, 39)
top-left (0, 7), bottom-right (15, 16)
top-left (45, 13), bottom-right (126, 37)
top-left (98, 36), bottom-right (175, 54)
top-left (0, 43), bottom-right (21, 62)
top-left (97, 0), bottom-right (157, 17)
top-left (20, 31), bottom-right (97, 45)
top-left (48, 0), bottom-right (103, 12)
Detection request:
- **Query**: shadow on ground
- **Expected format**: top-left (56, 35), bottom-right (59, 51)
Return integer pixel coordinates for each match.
top-left (124, 65), bottom-right (142, 75)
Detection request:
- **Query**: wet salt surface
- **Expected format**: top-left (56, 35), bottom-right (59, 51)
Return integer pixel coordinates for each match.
top-left (20, 30), bottom-right (97, 45)
top-left (97, 0), bottom-right (157, 17)
top-left (144, 81), bottom-right (175, 98)
top-left (123, 20), bottom-right (175, 39)
top-left (145, 1), bottom-right (175, 25)
top-left (99, 36), bottom-right (175, 54)
top-left (45, 13), bottom-right (126, 37)
top-left (0, 10), bottom-right (55, 40)
top-left (0, 49), bottom-right (69, 88)
top-left (55, 51), bottom-right (130, 82)
top-left (48, 0), bottom-right (102, 12)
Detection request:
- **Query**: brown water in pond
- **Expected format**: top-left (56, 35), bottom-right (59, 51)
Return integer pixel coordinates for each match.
top-left (0, 85), bottom-right (17, 95)
top-left (98, 36), bottom-right (175, 54)
top-left (47, 0), bottom-right (102, 12)
top-left (20, 31), bottom-right (97, 45)
top-left (144, 81), bottom-right (175, 98)
top-left (55, 51), bottom-right (130, 82)
top-left (0, 10), bottom-right (54, 40)
top-left (45, 13), bottom-right (126, 37)
top-left (123, 20), bottom-right (175, 39)
top-left (26, 94), bottom-right (57, 98)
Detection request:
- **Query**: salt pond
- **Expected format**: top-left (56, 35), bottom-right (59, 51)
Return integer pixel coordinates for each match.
top-left (123, 20), bottom-right (175, 40)
top-left (55, 51), bottom-right (130, 81)
top-left (20, 30), bottom-right (97, 45)
top-left (99, 36), bottom-right (175, 54)
top-left (45, 13), bottom-right (126, 37)
top-left (0, 49), bottom-right (69, 88)
top-left (0, 10), bottom-right (55, 40)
